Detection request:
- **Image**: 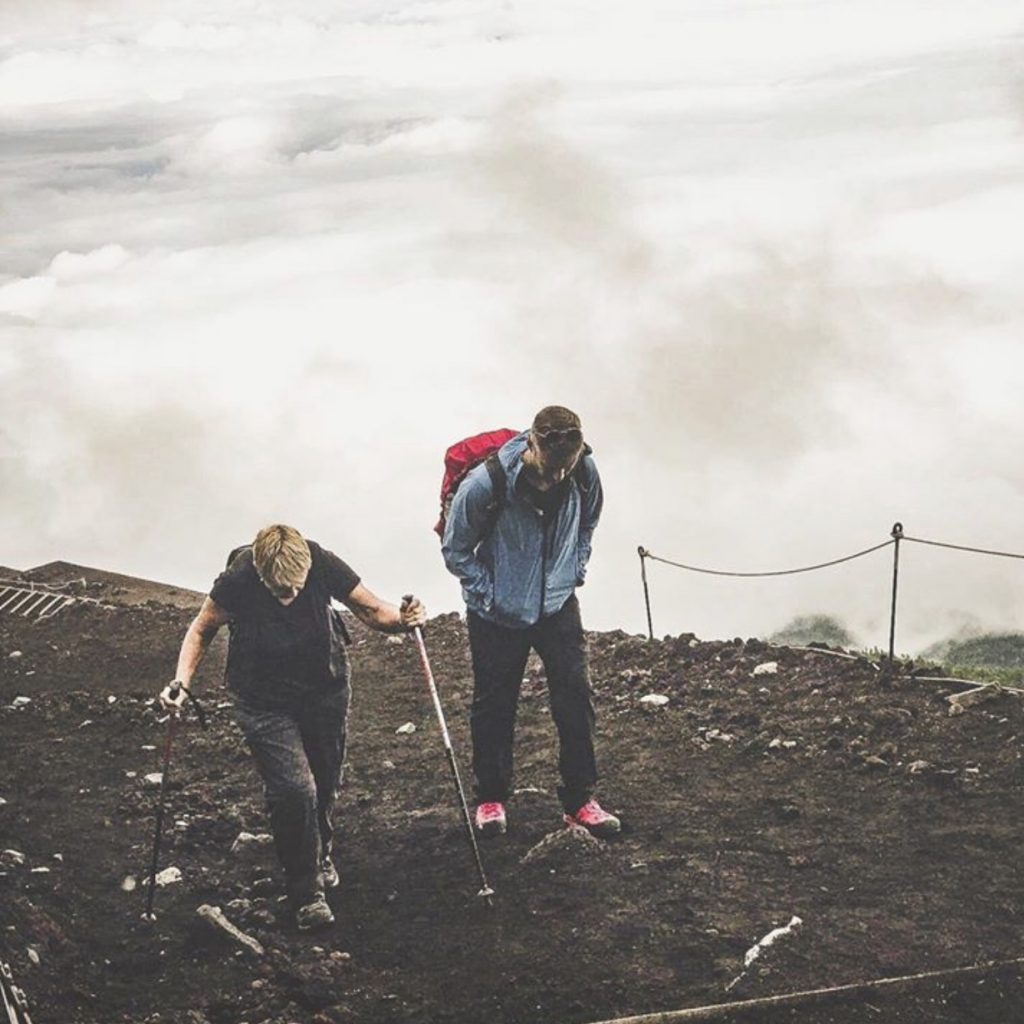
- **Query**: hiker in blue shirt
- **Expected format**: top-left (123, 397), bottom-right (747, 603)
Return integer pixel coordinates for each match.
top-left (442, 406), bottom-right (620, 838)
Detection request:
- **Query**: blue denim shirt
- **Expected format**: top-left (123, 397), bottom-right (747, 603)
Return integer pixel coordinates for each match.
top-left (442, 432), bottom-right (603, 629)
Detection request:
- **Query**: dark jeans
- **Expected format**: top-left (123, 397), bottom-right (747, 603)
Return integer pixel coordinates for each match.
top-left (234, 682), bottom-right (350, 905)
top-left (467, 595), bottom-right (597, 814)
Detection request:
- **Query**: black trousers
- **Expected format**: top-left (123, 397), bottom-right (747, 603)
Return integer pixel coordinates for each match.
top-left (234, 682), bottom-right (350, 905)
top-left (467, 595), bottom-right (597, 814)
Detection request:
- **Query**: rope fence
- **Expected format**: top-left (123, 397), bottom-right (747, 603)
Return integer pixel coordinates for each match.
top-left (638, 522), bottom-right (1024, 664)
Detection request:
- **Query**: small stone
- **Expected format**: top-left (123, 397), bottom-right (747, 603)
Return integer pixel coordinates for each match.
top-left (52, 853), bottom-right (63, 862)
top-left (155, 866), bottom-right (182, 886)
top-left (26, 947), bottom-right (40, 966)
top-left (12, 696), bottom-right (31, 708)
top-left (107, 695), bottom-right (117, 704)
top-left (1, 850), bottom-right (26, 867)
top-left (78, 720), bottom-right (93, 729)
top-left (30, 866), bottom-right (51, 874)
top-left (382, 760), bottom-right (396, 770)
top-left (121, 876), bottom-right (137, 892)
top-left (395, 722), bottom-right (416, 735)
top-left (144, 773), bottom-right (164, 786)
top-left (948, 703), bottom-right (965, 717)
top-left (908, 760), bottom-right (931, 774)
top-left (768, 738), bottom-right (782, 750)
top-left (386, 635), bottom-right (405, 645)
top-left (0, 797), bottom-right (7, 807)
top-left (230, 832), bottom-right (273, 855)
top-left (141, 745), bottom-right (156, 751)
top-left (753, 662), bottom-right (778, 676)
top-left (8, 651), bottom-right (22, 660)
top-left (863, 755), bottom-right (889, 769)
top-left (330, 950), bottom-right (351, 962)
top-left (125, 771), bottom-right (137, 779)
top-left (639, 694), bottom-right (669, 707)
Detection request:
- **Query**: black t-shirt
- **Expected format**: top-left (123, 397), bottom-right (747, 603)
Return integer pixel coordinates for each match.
top-left (210, 540), bottom-right (360, 710)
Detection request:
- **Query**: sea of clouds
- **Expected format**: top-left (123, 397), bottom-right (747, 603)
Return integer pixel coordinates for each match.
top-left (2, 0), bottom-right (1023, 651)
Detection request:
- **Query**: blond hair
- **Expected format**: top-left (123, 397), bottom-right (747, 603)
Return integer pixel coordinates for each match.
top-left (252, 524), bottom-right (311, 588)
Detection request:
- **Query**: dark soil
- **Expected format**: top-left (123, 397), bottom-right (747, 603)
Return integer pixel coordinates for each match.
top-left (2, 589), bottom-right (1024, 1024)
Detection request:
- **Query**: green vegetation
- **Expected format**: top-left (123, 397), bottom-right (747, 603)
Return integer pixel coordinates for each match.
top-left (769, 614), bottom-right (857, 649)
top-left (919, 633), bottom-right (1024, 685)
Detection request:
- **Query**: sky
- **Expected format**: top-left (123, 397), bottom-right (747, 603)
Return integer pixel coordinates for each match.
top-left (1, 0), bottom-right (1023, 653)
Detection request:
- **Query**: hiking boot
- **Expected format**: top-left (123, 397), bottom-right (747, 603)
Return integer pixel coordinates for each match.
top-left (474, 801), bottom-right (507, 836)
top-left (321, 856), bottom-right (339, 889)
top-left (564, 799), bottom-right (621, 838)
top-left (296, 895), bottom-right (335, 931)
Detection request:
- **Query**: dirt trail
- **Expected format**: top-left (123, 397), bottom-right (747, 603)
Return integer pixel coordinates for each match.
top-left (2, 595), bottom-right (1023, 1023)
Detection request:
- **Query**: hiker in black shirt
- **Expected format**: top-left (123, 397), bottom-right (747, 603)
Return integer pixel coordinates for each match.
top-left (159, 523), bottom-right (426, 931)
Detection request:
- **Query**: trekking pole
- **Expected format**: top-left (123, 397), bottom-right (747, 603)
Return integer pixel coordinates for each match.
top-left (404, 600), bottom-right (494, 905)
top-left (142, 688), bottom-right (181, 922)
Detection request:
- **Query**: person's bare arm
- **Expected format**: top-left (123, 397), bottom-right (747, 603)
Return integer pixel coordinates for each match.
top-left (342, 583), bottom-right (426, 633)
top-left (160, 598), bottom-right (230, 709)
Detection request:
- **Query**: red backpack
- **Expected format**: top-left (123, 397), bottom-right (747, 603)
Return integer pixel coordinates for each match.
top-left (434, 429), bottom-right (518, 538)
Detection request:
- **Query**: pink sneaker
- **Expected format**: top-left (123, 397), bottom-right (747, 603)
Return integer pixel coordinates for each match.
top-left (564, 799), bottom-right (621, 838)
top-left (474, 801), bottom-right (507, 836)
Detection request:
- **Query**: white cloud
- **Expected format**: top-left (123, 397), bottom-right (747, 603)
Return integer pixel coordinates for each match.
top-left (1, 0), bottom-right (1023, 649)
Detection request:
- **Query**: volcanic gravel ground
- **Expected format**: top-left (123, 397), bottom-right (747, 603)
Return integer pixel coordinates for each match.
top-left (2, 599), bottom-right (1024, 1023)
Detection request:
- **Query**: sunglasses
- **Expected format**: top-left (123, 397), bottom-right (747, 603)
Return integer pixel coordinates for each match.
top-left (534, 427), bottom-right (582, 446)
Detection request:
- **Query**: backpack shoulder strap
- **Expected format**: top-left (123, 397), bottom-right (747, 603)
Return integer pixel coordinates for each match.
top-left (226, 545), bottom-right (251, 570)
top-left (481, 453), bottom-right (507, 539)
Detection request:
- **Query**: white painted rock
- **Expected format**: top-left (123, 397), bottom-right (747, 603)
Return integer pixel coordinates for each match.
top-left (395, 722), bottom-right (416, 735)
top-left (155, 866), bottom-right (182, 886)
top-left (753, 662), bottom-right (779, 676)
top-left (639, 694), bottom-right (669, 707)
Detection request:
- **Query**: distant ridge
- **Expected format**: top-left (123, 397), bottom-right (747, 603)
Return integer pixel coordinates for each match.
top-left (15, 560), bottom-right (203, 609)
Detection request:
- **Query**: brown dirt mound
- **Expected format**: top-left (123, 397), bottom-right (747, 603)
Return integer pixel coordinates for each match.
top-left (2, 597), bottom-right (1023, 1023)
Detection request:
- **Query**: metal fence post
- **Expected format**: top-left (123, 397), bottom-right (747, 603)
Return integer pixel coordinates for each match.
top-left (638, 546), bottom-right (654, 640)
top-left (888, 522), bottom-right (903, 664)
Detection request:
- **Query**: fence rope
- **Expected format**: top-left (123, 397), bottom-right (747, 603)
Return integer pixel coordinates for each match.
top-left (641, 539), bottom-right (894, 578)
top-left (903, 535), bottom-right (1024, 561)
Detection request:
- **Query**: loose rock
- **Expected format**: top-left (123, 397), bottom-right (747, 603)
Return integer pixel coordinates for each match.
top-left (639, 694), bottom-right (669, 707)
top-left (521, 825), bottom-right (604, 865)
top-left (230, 832), bottom-right (273, 855)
